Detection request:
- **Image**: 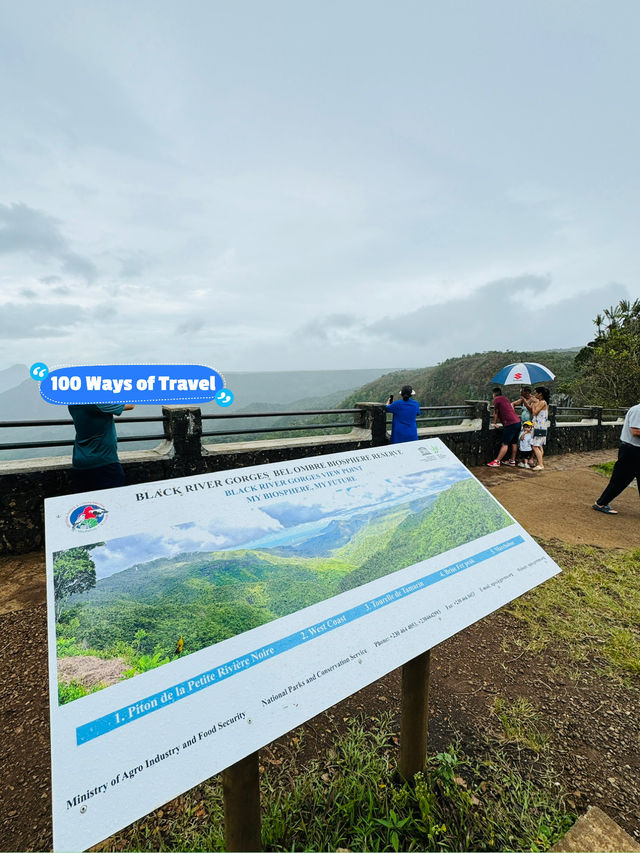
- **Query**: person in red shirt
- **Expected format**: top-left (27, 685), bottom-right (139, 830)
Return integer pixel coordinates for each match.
top-left (487, 387), bottom-right (521, 467)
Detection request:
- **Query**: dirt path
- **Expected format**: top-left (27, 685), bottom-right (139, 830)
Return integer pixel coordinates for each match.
top-left (474, 449), bottom-right (639, 549)
top-left (1, 448), bottom-right (638, 851)
top-left (0, 550), bottom-right (47, 615)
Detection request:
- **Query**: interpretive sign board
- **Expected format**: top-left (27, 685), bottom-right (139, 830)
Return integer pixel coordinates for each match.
top-left (45, 440), bottom-right (560, 850)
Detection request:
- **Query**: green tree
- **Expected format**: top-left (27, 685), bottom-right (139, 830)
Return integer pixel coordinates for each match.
top-left (571, 299), bottom-right (640, 407)
top-left (53, 547), bottom-right (97, 620)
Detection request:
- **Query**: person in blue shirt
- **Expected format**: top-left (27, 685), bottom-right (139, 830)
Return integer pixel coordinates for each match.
top-left (385, 385), bottom-right (421, 443)
top-left (68, 403), bottom-right (135, 491)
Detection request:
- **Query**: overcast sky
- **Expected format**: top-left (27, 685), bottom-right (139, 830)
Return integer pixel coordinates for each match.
top-left (0, 0), bottom-right (637, 373)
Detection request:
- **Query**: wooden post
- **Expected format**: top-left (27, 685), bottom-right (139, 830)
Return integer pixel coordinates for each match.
top-left (398, 650), bottom-right (431, 780)
top-left (222, 751), bottom-right (262, 851)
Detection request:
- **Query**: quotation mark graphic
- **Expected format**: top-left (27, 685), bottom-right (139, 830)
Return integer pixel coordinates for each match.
top-left (30, 362), bottom-right (49, 381)
top-left (215, 389), bottom-right (234, 407)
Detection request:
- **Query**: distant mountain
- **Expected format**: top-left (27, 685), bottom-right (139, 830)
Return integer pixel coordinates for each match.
top-left (0, 364), bottom-right (28, 394)
top-left (206, 368), bottom-right (394, 410)
top-left (0, 378), bottom-right (53, 419)
top-left (0, 368), bottom-right (393, 422)
top-left (0, 368), bottom-right (392, 460)
top-left (338, 349), bottom-right (579, 408)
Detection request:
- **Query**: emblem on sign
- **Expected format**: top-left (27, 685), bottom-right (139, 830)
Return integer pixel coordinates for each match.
top-left (67, 503), bottom-right (108, 532)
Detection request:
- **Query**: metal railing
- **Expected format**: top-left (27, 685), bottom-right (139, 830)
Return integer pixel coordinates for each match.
top-left (0, 402), bottom-right (628, 456)
top-left (0, 408), bottom-right (362, 453)
top-left (0, 416), bottom-right (166, 451)
top-left (554, 406), bottom-right (627, 424)
top-left (413, 405), bottom-right (475, 425)
top-left (200, 409), bottom-right (359, 440)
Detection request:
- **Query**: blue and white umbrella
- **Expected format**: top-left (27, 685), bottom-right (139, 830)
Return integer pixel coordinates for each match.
top-left (490, 362), bottom-right (555, 385)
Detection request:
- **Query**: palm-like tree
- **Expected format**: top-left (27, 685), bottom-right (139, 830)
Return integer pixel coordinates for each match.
top-left (594, 313), bottom-right (604, 336)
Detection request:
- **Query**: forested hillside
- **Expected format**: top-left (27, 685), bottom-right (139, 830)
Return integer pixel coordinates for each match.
top-left (338, 349), bottom-right (578, 408)
top-left (338, 478), bottom-right (512, 590)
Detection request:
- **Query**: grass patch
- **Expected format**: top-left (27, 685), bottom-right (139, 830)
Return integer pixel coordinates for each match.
top-left (58, 679), bottom-right (104, 704)
top-left (104, 715), bottom-right (574, 852)
top-left (491, 698), bottom-right (549, 752)
top-left (593, 461), bottom-right (615, 477)
top-left (508, 541), bottom-right (640, 679)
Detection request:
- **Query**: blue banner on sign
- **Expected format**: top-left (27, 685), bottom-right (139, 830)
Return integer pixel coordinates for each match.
top-left (39, 364), bottom-right (225, 405)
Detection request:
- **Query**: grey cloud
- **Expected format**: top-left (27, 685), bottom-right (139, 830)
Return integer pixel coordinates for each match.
top-left (61, 252), bottom-right (98, 282)
top-left (0, 202), bottom-right (97, 282)
top-left (367, 278), bottom-right (629, 356)
top-left (119, 253), bottom-right (149, 278)
top-left (0, 302), bottom-right (86, 339)
top-left (0, 202), bottom-right (67, 256)
top-left (286, 278), bottom-right (630, 369)
top-left (176, 318), bottom-right (206, 335)
top-left (40, 275), bottom-right (62, 284)
top-left (297, 313), bottom-right (362, 343)
top-left (19, 288), bottom-right (37, 299)
top-left (91, 303), bottom-right (118, 321)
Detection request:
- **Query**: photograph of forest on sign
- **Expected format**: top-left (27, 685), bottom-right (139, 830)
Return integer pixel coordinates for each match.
top-left (54, 467), bottom-right (513, 705)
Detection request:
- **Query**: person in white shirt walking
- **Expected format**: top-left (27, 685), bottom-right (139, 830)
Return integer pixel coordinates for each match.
top-left (592, 403), bottom-right (640, 515)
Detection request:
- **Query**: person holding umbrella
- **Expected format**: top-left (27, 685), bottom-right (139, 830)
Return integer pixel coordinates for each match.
top-left (488, 362), bottom-right (555, 471)
top-left (511, 386), bottom-right (533, 421)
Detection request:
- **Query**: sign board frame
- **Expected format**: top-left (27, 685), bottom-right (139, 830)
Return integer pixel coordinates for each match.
top-left (45, 440), bottom-right (560, 850)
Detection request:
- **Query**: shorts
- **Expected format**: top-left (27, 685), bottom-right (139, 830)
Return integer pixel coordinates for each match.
top-left (501, 422), bottom-right (521, 446)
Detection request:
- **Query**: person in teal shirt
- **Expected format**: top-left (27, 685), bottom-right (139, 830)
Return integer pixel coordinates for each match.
top-left (68, 403), bottom-right (134, 491)
top-left (385, 385), bottom-right (421, 443)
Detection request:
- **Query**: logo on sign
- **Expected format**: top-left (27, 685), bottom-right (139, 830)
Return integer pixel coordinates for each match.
top-left (418, 442), bottom-right (444, 463)
top-left (67, 503), bottom-right (108, 532)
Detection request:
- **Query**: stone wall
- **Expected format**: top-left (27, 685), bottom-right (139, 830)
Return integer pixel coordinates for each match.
top-left (0, 402), bottom-right (623, 554)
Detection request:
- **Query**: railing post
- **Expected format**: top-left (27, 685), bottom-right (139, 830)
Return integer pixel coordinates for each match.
top-left (547, 403), bottom-right (557, 455)
top-left (355, 402), bottom-right (388, 447)
top-left (465, 400), bottom-right (490, 465)
top-left (162, 405), bottom-right (206, 477)
top-left (593, 406), bottom-right (604, 450)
